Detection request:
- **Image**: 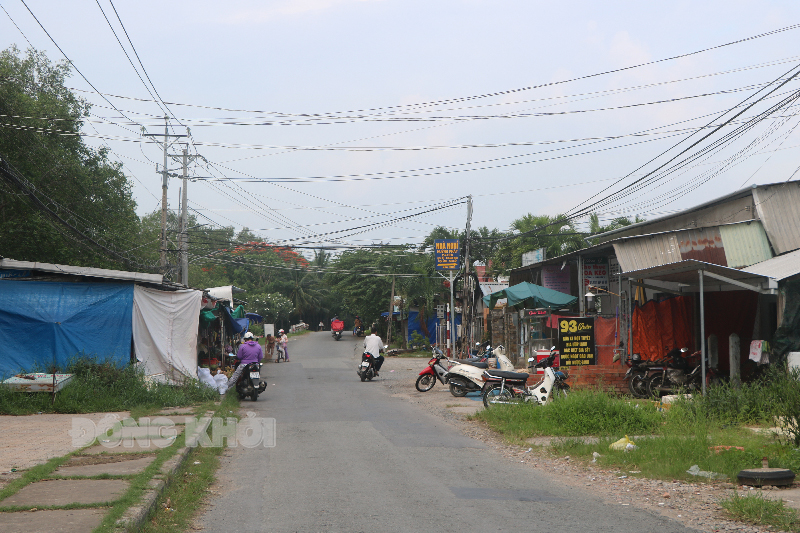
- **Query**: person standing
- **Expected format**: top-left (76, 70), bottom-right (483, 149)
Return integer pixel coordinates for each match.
top-left (318, 321), bottom-right (324, 332)
top-left (227, 332), bottom-right (263, 388)
top-left (279, 329), bottom-right (289, 362)
top-left (266, 334), bottom-right (275, 360)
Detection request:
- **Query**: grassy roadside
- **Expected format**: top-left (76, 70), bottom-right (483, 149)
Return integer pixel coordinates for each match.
top-left (474, 368), bottom-right (800, 529)
top-left (137, 392), bottom-right (239, 533)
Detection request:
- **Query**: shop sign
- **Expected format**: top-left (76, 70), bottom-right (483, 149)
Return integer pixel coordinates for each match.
top-left (583, 258), bottom-right (608, 290)
top-left (434, 239), bottom-right (460, 270)
top-left (557, 317), bottom-right (596, 366)
top-left (522, 248), bottom-right (546, 266)
top-left (0, 269), bottom-right (31, 279)
top-left (542, 264), bottom-right (570, 294)
top-left (522, 308), bottom-right (548, 317)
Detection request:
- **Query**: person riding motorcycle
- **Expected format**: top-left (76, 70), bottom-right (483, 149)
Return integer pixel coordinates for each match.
top-left (363, 328), bottom-right (385, 376)
top-left (353, 316), bottom-right (362, 336)
top-left (227, 332), bottom-right (263, 387)
top-left (278, 329), bottom-right (289, 362)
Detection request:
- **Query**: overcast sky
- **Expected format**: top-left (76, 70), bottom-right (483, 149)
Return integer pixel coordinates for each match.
top-left (2, 0), bottom-right (800, 253)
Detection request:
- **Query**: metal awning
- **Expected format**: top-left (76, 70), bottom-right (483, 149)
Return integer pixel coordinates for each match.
top-left (624, 259), bottom-right (778, 294)
top-left (744, 248), bottom-right (800, 281)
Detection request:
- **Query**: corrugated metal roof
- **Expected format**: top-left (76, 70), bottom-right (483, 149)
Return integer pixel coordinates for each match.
top-left (718, 221), bottom-right (773, 268)
top-left (613, 233), bottom-right (681, 272)
top-left (753, 181), bottom-right (800, 255)
top-left (743, 249), bottom-right (800, 281)
top-left (677, 227), bottom-right (727, 266)
top-left (0, 258), bottom-right (163, 283)
top-left (624, 259), bottom-right (775, 287)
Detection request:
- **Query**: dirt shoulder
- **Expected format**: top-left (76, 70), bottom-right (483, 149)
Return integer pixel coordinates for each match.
top-left (378, 355), bottom-right (775, 533)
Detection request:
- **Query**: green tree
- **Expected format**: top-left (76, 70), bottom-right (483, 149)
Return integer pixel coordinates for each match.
top-left (0, 46), bottom-right (141, 269)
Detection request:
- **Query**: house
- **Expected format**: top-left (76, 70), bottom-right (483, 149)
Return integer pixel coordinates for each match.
top-left (506, 181), bottom-right (800, 391)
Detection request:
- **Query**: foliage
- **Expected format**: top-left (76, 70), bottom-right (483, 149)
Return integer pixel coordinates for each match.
top-left (720, 492), bottom-right (800, 531)
top-left (492, 214), bottom-right (585, 274)
top-left (410, 331), bottom-right (430, 349)
top-left (0, 358), bottom-right (217, 415)
top-left (0, 46), bottom-right (141, 269)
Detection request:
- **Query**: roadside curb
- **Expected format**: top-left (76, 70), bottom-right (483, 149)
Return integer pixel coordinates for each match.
top-left (114, 414), bottom-right (213, 531)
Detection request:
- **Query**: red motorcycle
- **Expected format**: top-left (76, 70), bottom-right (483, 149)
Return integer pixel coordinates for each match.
top-left (415, 347), bottom-right (454, 392)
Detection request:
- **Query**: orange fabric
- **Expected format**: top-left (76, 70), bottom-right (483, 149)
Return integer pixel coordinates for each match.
top-left (631, 296), bottom-right (694, 361)
top-left (594, 316), bottom-right (618, 365)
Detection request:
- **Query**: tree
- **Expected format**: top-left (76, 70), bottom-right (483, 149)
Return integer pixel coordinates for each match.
top-left (0, 46), bottom-right (141, 269)
top-left (491, 214), bottom-right (585, 274)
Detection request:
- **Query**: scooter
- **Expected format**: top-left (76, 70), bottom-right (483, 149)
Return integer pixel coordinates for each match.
top-left (446, 345), bottom-right (514, 397)
top-left (624, 353), bottom-right (666, 399)
top-left (415, 347), bottom-right (455, 392)
top-left (481, 347), bottom-right (569, 408)
top-left (356, 346), bottom-right (387, 382)
top-left (234, 361), bottom-right (267, 401)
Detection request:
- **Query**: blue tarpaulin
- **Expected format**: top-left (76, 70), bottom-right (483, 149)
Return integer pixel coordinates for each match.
top-left (407, 311), bottom-right (461, 344)
top-left (221, 305), bottom-right (249, 334)
top-left (0, 280), bottom-right (134, 377)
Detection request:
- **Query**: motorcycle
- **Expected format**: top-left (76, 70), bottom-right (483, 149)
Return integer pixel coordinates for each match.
top-left (275, 343), bottom-right (285, 363)
top-left (415, 347), bottom-right (455, 392)
top-left (624, 353), bottom-right (666, 399)
top-left (357, 346), bottom-right (386, 382)
top-left (446, 345), bottom-right (514, 397)
top-left (354, 324), bottom-right (364, 337)
top-left (646, 348), bottom-right (720, 396)
top-left (481, 347), bottom-right (569, 409)
top-left (234, 361), bottom-right (267, 401)
top-left (331, 319), bottom-right (344, 341)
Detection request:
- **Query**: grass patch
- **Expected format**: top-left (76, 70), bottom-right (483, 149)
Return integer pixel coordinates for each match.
top-left (0, 358), bottom-right (218, 415)
top-left (137, 393), bottom-right (239, 533)
top-left (473, 390), bottom-right (663, 438)
top-left (720, 492), bottom-right (800, 531)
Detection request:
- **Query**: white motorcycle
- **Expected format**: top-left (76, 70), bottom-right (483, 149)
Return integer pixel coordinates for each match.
top-left (481, 347), bottom-right (569, 408)
top-left (446, 345), bottom-right (515, 397)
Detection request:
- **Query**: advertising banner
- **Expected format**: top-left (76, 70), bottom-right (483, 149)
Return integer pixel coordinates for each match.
top-left (557, 316), bottom-right (596, 366)
top-left (434, 240), bottom-right (460, 270)
top-left (541, 264), bottom-right (570, 294)
top-left (583, 258), bottom-right (608, 290)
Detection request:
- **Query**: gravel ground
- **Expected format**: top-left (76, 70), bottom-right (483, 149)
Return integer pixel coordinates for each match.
top-left (377, 355), bottom-right (795, 533)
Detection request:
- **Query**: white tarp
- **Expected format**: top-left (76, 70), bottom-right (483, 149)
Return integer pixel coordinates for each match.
top-left (133, 286), bottom-right (202, 381)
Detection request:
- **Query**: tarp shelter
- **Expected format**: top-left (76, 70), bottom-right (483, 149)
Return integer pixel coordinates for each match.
top-left (0, 280), bottom-right (133, 377)
top-left (221, 305), bottom-right (248, 334)
top-left (246, 312), bottom-right (263, 324)
top-left (132, 286), bottom-right (203, 381)
top-left (483, 282), bottom-right (578, 310)
top-left (407, 310), bottom-right (461, 344)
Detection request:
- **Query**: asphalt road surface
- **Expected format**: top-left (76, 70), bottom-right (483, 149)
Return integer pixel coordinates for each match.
top-left (197, 332), bottom-right (696, 532)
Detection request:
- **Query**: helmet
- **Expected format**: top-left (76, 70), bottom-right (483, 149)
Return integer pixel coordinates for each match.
top-left (279, 329), bottom-right (284, 334)
top-left (243, 332), bottom-right (254, 340)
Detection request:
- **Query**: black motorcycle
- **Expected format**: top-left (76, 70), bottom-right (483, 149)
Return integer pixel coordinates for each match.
top-left (235, 361), bottom-right (267, 401)
top-left (624, 353), bottom-right (666, 399)
top-left (646, 348), bottom-right (719, 396)
top-left (354, 324), bottom-right (364, 337)
top-left (357, 352), bottom-right (378, 381)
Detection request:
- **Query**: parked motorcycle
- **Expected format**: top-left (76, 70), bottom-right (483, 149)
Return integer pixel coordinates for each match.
top-left (646, 348), bottom-right (720, 396)
top-left (482, 347), bottom-right (569, 409)
top-left (415, 347), bottom-right (455, 392)
top-left (624, 353), bottom-right (666, 399)
top-left (234, 361), bottom-right (267, 401)
top-left (447, 345), bottom-right (514, 397)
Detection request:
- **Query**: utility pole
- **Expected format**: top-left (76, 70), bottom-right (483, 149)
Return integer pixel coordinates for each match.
top-left (170, 148), bottom-right (203, 286)
top-left (387, 275), bottom-right (395, 346)
top-left (463, 195), bottom-right (473, 354)
top-left (143, 117), bottom-right (186, 275)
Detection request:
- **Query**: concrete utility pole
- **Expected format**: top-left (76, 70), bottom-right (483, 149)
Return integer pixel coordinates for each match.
top-left (387, 275), bottom-right (396, 346)
top-left (180, 149), bottom-right (189, 285)
top-left (462, 195), bottom-right (473, 352)
top-left (143, 117), bottom-right (186, 274)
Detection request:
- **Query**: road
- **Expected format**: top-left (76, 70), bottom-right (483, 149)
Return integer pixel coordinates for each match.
top-left (197, 332), bottom-right (696, 532)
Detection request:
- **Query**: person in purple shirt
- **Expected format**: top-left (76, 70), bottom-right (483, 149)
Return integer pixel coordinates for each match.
top-left (227, 331), bottom-right (263, 388)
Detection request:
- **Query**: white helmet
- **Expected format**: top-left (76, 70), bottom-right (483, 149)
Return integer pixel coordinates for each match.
top-left (243, 332), bottom-right (254, 340)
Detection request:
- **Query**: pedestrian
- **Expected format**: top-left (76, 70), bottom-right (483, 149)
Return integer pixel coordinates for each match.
top-left (279, 329), bottom-right (289, 362)
top-left (318, 320), bottom-right (324, 332)
top-left (266, 334), bottom-right (275, 360)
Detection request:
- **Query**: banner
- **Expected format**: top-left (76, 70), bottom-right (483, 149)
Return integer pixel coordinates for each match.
top-left (583, 258), bottom-right (608, 290)
top-left (434, 240), bottom-right (460, 270)
top-left (557, 317), bottom-right (596, 366)
top-left (542, 264), bottom-right (570, 293)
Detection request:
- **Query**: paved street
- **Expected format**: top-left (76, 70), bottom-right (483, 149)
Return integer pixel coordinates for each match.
top-left (198, 332), bottom-right (695, 532)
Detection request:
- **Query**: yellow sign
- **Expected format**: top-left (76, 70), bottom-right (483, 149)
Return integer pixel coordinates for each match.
top-left (557, 317), bottom-right (596, 366)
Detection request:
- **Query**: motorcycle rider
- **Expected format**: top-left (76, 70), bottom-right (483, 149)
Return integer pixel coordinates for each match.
top-left (363, 327), bottom-right (385, 376)
top-left (227, 331), bottom-right (263, 387)
top-left (353, 315), bottom-right (362, 336)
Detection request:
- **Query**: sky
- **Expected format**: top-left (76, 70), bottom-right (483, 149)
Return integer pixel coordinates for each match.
top-left (2, 0), bottom-right (800, 255)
